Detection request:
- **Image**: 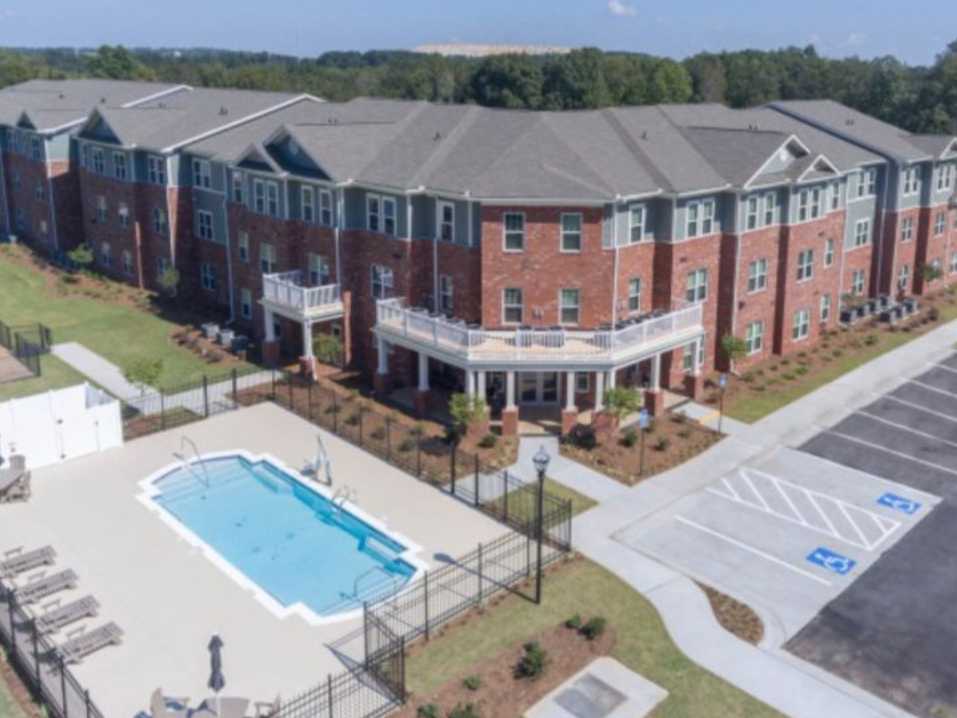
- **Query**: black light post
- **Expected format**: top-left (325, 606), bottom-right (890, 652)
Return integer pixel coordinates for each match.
top-left (638, 407), bottom-right (650, 477)
top-left (532, 445), bottom-right (550, 605)
top-left (718, 373), bottom-right (728, 434)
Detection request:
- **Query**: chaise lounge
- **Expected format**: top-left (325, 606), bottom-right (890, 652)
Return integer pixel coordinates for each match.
top-left (15, 569), bottom-right (78, 604)
top-left (0, 545), bottom-right (56, 577)
top-left (56, 622), bottom-right (123, 664)
top-left (0, 455), bottom-right (31, 503)
top-left (35, 595), bottom-right (100, 634)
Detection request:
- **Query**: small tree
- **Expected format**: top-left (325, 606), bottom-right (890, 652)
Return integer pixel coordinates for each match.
top-left (67, 244), bottom-right (94, 273)
top-left (721, 333), bottom-right (748, 369)
top-left (602, 386), bottom-right (642, 421)
top-left (448, 393), bottom-right (488, 440)
top-left (157, 266), bottom-right (180, 299)
top-left (921, 263), bottom-right (943, 283)
top-left (123, 357), bottom-right (163, 394)
top-left (313, 333), bottom-right (343, 366)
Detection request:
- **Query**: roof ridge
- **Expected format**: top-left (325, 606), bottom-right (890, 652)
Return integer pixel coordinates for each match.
top-left (408, 105), bottom-right (483, 189)
top-left (684, 125), bottom-right (787, 136)
top-left (600, 107), bottom-right (673, 193)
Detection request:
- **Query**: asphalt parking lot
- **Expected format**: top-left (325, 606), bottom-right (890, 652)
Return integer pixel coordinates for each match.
top-left (794, 356), bottom-right (957, 718)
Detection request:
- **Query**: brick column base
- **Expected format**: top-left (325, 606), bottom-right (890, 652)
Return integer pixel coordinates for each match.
top-left (592, 411), bottom-right (619, 442)
top-left (561, 408), bottom-right (579, 436)
top-left (373, 372), bottom-right (392, 397)
top-left (683, 373), bottom-right (705, 401)
top-left (501, 407), bottom-right (519, 436)
top-left (299, 356), bottom-right (316, 382)
top-left (644, 390), bottom-right (665, 417)
top-left (465, 412), bottom-right (491, 441)
top-left (414, 389), bottom-right (430, 417)
top-left (262, 340), bottom-right (281, 367)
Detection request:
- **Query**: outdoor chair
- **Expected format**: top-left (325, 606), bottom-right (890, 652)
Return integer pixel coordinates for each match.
top-left (0, 545), bottom-right (56, 577)
top-left (15, 569), bottom-right (78, 604)
top-left (35, 595), bottom-right (100, 634)
top-left (56, 621), bottom-right (123, 664)
top-left (0, 466), bottom-right (31, 503)
top-left (198, 697), bottom-right (250, 718)
top-left (149, 688), bottom-right (191, 718)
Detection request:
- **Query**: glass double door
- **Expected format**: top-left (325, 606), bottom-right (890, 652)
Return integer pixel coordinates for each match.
top-left (518, 372), bottom-right (559, 405)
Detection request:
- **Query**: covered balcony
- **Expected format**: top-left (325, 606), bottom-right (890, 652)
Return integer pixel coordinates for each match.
top-left (260, 271), bottom-right (344, 323)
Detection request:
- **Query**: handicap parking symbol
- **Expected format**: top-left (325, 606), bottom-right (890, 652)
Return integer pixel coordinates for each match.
top-left (877, 492), bottom-right (921, 515)
top-left (807, 547), bottom-right (857, 576)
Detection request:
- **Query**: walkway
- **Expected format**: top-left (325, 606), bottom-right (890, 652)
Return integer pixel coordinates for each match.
top-left (544, 320), bottom-right (957, 718)
top-left (51, 341), bottom-right (149, 399)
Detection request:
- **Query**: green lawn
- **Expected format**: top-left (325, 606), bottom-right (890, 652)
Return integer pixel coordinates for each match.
top-left (406, 559), bottom-right (783, 717)
top-left (0, 652), bottom-right (29, 718)
top-left (0, 353), bottom-right (92, 401)
top-left (0, 248), bottom-right (251, 390)
top-left (483, 479), bottom-right (597, 524)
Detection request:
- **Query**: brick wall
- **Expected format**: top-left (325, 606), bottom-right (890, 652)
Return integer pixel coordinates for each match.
top-left (881, 208), bottom-right (921, 296)
top-left (732, 226), bottom-right (784, 368)
top-left (3, 154), bottom-right (55, 251)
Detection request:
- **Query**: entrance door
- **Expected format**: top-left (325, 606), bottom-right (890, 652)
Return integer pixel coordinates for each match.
top-left (518, 372), bottom-right (560, 405)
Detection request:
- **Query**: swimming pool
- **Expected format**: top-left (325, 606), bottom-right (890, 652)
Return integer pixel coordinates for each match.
top-left (141, 452), bottom-right (422, 623)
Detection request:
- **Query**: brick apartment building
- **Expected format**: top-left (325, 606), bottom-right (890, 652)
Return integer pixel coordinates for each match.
top-left (1, 79), bottom-right (955, 434)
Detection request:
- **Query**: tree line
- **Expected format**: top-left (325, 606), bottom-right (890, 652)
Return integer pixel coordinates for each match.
top-left (1, 42), bottom-right (955, 134)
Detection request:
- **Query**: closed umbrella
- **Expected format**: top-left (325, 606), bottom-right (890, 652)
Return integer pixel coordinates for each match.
top-left (208, 635), bottom-right (225, 714)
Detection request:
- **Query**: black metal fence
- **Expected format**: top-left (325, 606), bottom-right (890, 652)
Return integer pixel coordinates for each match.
top-left (0, 579), bottom-right (106, 718)
top-left (0, 321), bottom-right (52, 379)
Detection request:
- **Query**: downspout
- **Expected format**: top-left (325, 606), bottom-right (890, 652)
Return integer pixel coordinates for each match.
top-left (222, 181), bottom-right (235, 323)
top-left (165, 155), bottom-right (176, 265)
top-left (44, 138), bottom-right (59, 252)
top-left (729, 193), bottom-right (742, 338)
top-left (334, 188), bottom-right (343, 286)
top-left (875, 163), bottom-right (895, 296)
top-left (610, 202), bottom-right (619, 329)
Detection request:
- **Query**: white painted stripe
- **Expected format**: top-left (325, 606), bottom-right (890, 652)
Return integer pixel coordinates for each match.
top-left (722, 477), bottom-right (741, 502)
top-left (674, 516), bottom-right (833, 586)
top-left (836, 501), bottom-right (872, 550)
top-left (933, 363), bottom-right (957, 376)
top-left (804, 491), bottom-right (842, 539)
top-left (826, 431), bottom-right (957, 477)
top-left (857, 410), bottom-right (957, 450)
top-left (740, 471), bottom-right (773, 513)
top-left (910, 379), bottom-right (957, 400)
top-left (882, 394), bottom-right (957, 423)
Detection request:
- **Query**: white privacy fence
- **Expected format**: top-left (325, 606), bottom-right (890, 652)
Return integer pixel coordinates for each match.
top-left (0, 384), bottom-right (123, 470)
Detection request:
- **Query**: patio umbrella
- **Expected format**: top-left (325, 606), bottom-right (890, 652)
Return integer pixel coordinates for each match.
top-left (208, 635), bottom-right (225, 714)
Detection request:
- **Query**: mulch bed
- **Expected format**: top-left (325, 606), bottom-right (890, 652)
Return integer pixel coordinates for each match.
top-left (561, 412), bottom-right (723, 485)
top-left (395, 622), bottom-right (615, 718)
top-left (1, 650), bottom-right (43, 718)
top-left (696, 583), bottom-right (764, 645)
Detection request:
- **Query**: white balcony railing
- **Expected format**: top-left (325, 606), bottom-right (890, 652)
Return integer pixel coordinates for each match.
top-left (262, 271), bottom-right (343, 319)
top-left (375, 299), bottom-right (704, 366)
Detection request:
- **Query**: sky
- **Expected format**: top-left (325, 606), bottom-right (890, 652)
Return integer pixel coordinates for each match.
top-left (0, 0), bottom-right (953, 66)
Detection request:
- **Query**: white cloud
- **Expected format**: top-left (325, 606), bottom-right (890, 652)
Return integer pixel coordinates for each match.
top-left (608, 0), bottom-right (637, 18)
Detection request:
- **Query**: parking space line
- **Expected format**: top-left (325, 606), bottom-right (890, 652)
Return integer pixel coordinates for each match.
top-left (857, 410), bottom-right (957, 448)
top-left (740, 472), bottom-right (772, 513)
top-left (674, 515), bottom-right (833, 586)
top-left (882, 394), bottom-right (957, 423)
top-left (934, 363), bottom-right (957, 376)
top-left (836, 502), bottom-right (871, 548)
top-left (910, 379), bottom-right (957, 400)
top-left (827, 430), bottom-right (957, 477)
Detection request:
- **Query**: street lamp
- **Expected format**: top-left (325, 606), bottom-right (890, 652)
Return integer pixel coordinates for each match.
top-left (531, 445), bottom-right (550, 605)
top-left (637, 407), bottom-right (650, 478)
top-left (718, 373), bottom-right (728, 434)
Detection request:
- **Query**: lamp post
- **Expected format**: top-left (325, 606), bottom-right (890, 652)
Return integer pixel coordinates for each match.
top-left (718, 373), bottom-right (727, 434)
top-left (638, 407), bottom-right (650, 478)
top-left (531, 445), bottom-right (550, 605)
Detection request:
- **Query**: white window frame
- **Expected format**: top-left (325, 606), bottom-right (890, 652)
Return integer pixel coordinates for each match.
top-left (118, 204), bottom-right (130, 229)
top-left (745, 321), bottom-right (764, 355)
top-left (686, 199), bottom-right (715, 238)
top-left (820, 293), bottom-right (831, 323)
top-left (113, 152), bottom-right (128, 181)
top-left (559, 288), bottom-right (581, 326)
top-left (763, 192), bottom-right (777, 227)
top-left (824, 238), bottom-right (835, 267)
top-left (852, 268), bottom-right (866, 295)
top-left (266, 181), bottom-right (280, 218)
top-left (383, 197), bottom-right (397, 236)
top-left (627, 277), bottom-right (641, 312)
top-left (232, 172), bottom-right (244, 203)
top-left (854, 219), bottom-right (871, 248)
top-left (371, 264), bottom-right (394, 299)
top-left (95, 196), bottom-right (107, 224)
top-left (253, 179), bottom-right (266, 214)
top-left (935, 212), bottom-right (946, 236)
top-left (901, 216), bottom-right (914, 242)
top-left (629, 203), bottom-right (646, 243)
top-left (367, 194), bottom-right (381, 232)
top-left (503, 212), bottom-right (525, 252)
top-left (240, 288), bottom-right (253, 320)
top-left (308, 253), bottom-right (330, 286)
top-left (147, 155), bottom-right (166, 185)
top-left (197, 210), bottom-right (214, 241)
top-left (810, 187), bottom-right (822, 219)
top-left (200, 263), bottom-right (216, 291)
top-left (301, 186), bottom-right (315, 223)
top-left (192, 159), bottom-right (212, 189)
top-left (745, 196), bottom-right (758, 231)
top-left (152, 207), bottom-right (167, 234)
top-left (438, 201), bottom-right (455, 242)
top-left (903, 166), bottom-right (919, 196)
top-left (260, 243), bottom-right (276, 274)
top-left (502, 287), bottom-right (523, 325)
top-left (439, 274), bottom-right (454, 314)
top-left (792, 309), bottom-right (810, 342)
top-left (829, 181), bottom-right (840, 211)
top-left (796, 249), bottom-right (814, 282)
top-left (575, 373), bottom-right (590, 394)
top-left (862, 168), bottom-right (877, 197)
top-left (685, 268), bottom-right (708, 303)
top-left (560, 212), bottom-right (583, 252)
top-left (747, 258), bottom-right (768, 293)
top-left (319, 189), bottom-right (333, 226)
top-left (897, 264), bottom-right (910, 291)
top-left (797, 190), bottom-right (809, 222)
top-left (238, 231), bottom-right (249, 262)
top-left (91, 147), bottom-right (104, 175)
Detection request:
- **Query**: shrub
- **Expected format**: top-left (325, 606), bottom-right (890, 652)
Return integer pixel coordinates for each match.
top-left (477, 433), bottom-right (497, 449)
top-left (781, 372), bottom-right (795, 381)
top-left (67, 243), bottom-right (94, 272)
top-left (565, 614), bottom-right (582, 630)
top-left (677, 428), bottom-right (691, 439)
top-left (781, 358), bottom-right (791, 366)
top-left (417, 705), bottom-right (439, 718)
top-left (123, 357), bottom-right (163, 393)
top-left (654, 437), bottom-right (670, 452)
top-left (515, 641), bottom-right (548, 680)
top-left (370, 426), bottom-right (386, 441)
top-left (863, 334), bottom-right (879, 346)
top-left (397, 438), bottom-right (416, 453)
top-left (462, 675), bottom-right (482, 691)
top-left (581, 616), bottom-right (607, 641)
top-left (345, 413), bottom-right (360, 426)
top-left (447, 704), bottom-right (479, 718)
top-left (720, 333), bottom-right (748, 365)
top-left (449, 394), bottom-right (488, 435)
top-left (566, 424), bottom-right (597, 451)
top-left (832, 349), bottom-right (843, 357)
top-left (620, 428), bottom-right (638, 448)
top-left (313, 333), bottom-right (343, 365)
top-left (603, 386), bottom-right (642, 421)
top-left (929, 307), bottom-right (940, 322)
top-left (157, 266), bottom-right (180, 299)
top-left (794, 366), bottom-right (809, 376)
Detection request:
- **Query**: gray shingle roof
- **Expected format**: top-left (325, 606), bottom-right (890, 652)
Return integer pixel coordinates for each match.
top-left (908, 134), bottom-right (957, 159)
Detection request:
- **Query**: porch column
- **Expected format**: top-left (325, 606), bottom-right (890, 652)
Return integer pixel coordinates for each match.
top-left (264, 307), bottom-right (276, 342)
top-left (562, 371), bottom-right (578, 436)
top-left (301, 321), bottom-right (313, 358)
top-left (594, 371), bottom-right (605, 412)
top-left (477, 371), bottom-right (486, 399)
top-left (373, 336), bottom-right (391, 396)
top-left (607, 368), bottom-right (617, 390)
top-left (262, 307), bottom-right (280, 367)
top-left (466, 369), bottom-right (475, 397)
top-left (502, 370), bottom-right (519, 437)
top-left (414, 352), bottom-right (430, 416)
top-left (645, 352), bottom-right (665, 417)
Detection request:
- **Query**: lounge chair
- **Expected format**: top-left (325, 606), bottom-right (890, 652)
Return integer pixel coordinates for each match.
top-left (0, 466), bottom-right (30, 503)
top-left (0, 546), bottom-right (56, 577)
top-left (198, 697), bottom-right (250, 718)
top-left (56, 622), bottom-right (123, 664)
top-left (35, 595), bottom-right (99, 634)
top-left (15, 569), bottom-right (78, 604)
top-left (149, 688), bottom-right (191, 718)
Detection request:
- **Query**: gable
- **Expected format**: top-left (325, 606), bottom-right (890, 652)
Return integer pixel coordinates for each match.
top-left (79, 113), bottom-right (122, 145)
top-left (943, 139), bottom-right (957, 160)
top-left (15, 111), bottom-right (36, 131)
top-left (761, 138), bottom-right (810, 175)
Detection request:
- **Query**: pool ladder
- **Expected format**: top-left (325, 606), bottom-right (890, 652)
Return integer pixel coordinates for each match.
top-left (330, 486), bottom-right (357, 509)
top-left (172, 436), bottom-right (211, 489)
top-left (352, 566), bottom-right (401, 604)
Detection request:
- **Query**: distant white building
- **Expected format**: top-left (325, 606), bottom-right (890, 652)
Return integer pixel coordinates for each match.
top-left (413, 43), bottom-right (572, 57)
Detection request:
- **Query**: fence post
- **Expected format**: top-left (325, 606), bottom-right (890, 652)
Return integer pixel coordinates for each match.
top-left (423, 571), bottom-right (430, 641)
top-left (231, 368), bottom-right (238, 407)
top-left (327, 673), bottom-right (334, 718)
top-left (332, 391), bottom-right (338, 433)
top-left (474, 454), bottom-right (480, 507)
top-left (476, 542), bottom-right (483, 606)
top-left (385, 418), bottom-right (391, 461)
top-left (160, 391), bottom-right (166, 431)
top-left (61, 655), bottom-right (68, 718)
top-left (85, 689), bottom-right (91, 718)
top-left (271, 369), bottom-right (277, 400)
top-left (362, 601), bottom-right (370, 665)
top-left (32, 620), bottom-right (40, 686)
top-left (503, 471), bottom-right (509, 523)
top-left (8, 599), bottom-right (14, 654)
top-left (307, 381), bottom-right (313, 421)
top-left (358, 406), bottom-right (364, 446)
top-left (450, 445), bottom-right (457, 496)
top-left (202, 376), bottom-right (209, 418)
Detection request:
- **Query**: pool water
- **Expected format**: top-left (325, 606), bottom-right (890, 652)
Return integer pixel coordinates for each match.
top-left (152, 455), bottom-right (416, 617)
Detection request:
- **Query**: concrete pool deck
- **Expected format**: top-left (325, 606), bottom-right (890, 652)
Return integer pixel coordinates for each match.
top-left (0, 402), bottom-right (507, 718)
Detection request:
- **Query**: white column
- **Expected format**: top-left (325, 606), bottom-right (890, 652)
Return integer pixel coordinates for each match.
top-left (650, 353), bottom-right (661, 391)
top-left (565, 372), bottom-right (576, 411)
top-left (595, 371), bottom-right (605, 412)
top-left (264, 307), bottom-right (276, 342)
top-left (418, 353), bottom-right (429, 391)
top-left (607, 369), bottom-right (617, 390)
top-left (376, 337), bottom-right (389, 375)
top-left (302, 321), bottom-right (313, 358)
top-left (506, 371), bottom-right (516, 409)
top-left (477, 371), bottom-right (486, 398)
top-left (466, 369), bottom-right (475, 397)
top-left (692, 338), bottom-right (702, 376)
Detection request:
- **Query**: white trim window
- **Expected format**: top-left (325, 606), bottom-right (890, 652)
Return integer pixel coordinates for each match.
top-left (240, 288), bottom-right (253, 320)
top-left (99, 242), bottom-right (112, 267)
top-left (192, 159), bottom-right (212, 189)
top-left (745, 321), bottom-right (764, 355)
top-left (156, 256), bottom-right (170, 278)
top-left (260, 243), bottom-right (276, 274)
top-left (34, 180), bottom-right (44, 201)
top-left (854, 219), bottom-right (871, 247)
top-left (319, 189), bottom-right (333, 226)
top-left (152, 207), bottom-right (167, 234)
top-left (301, 186), bottom-right (315, 223)
top-left (575, 373), bottom-right (590, 394)
top-left (682, 338), bottom-right (705, 373)
top-left (80, 144), bottom-right (90, 170)
top-left (197, 210), bottom-right (214, 241)
top-left (95, 196), bottom-right (107, 224)
top-left (383, 197), bottom-right (396, 236)
top-left (308, 253), bottom-right (331, 286)
top-left (824, 238), bottom-right (835, 267)
top-left (763, 192), bottom-right (777, 226)
top-left (629, 203), bottom-right (646, 243)
top-left (560, 213), bottom-right (583, 252)
top-left (851, 268), bottom-right (866, 295)
top-left (796, 249), bottom-right (814, 281)
top-left (897, 264), bottom-right (910, 292)
top-left (937, 164), bottom-right (954, 192)
top-left (745, 196), bottom-right (759, 231)
top-left (147, 155), bottom-right (166, 185)
top-left (439, 274), bottom-right (454, 314)
top-left (118, 204), bottom-right (130, 229)
top-left (797, 190), bottom-right (809, 222)
top-left (502, 288), bottom-right (523, 324)
top-left (903, 166), bottom-right (920, 196)
top-left (901, 216), bottom-right (914, 242)
top-left (810, 187), bottom-right (822, 219)
top-left (30, 136), bottom-right (41, 162)
top-left (685, 268), bottom-right (708, 303)
top-left (820, 293), bottom-right (832, 323)
top-left (503, 212), bottom-right (525, 251)
top-left (935, 211), bottom-right (946, 236)
top-left (627, 278), bottom-right (641, 312)
top-left (232, 172), bottom-right (244, 203)
top-left (200, 263), bottom-right (216, 291)
top-left (253, 179), bottom-right (265, 214)
top-left (238, 231), bottom-right (249, 262)
top-left (113, 152), bottom-right (128, 181)
top-left (747, 258), bottom-right (768, 293)
top-left (798, 188), bottom-right (822, 222)
top-left (829, 181), bottom-right (840, 211)
top-left (559, 288), bottom-right (581, 325)
top-left (367, 195), bottom-right (381, 232)
top-left (686, 199), bottom-right (715, 238)
top-left (121, 250), bottom-right (134, 277)
top-left (91, 147), bottom-right (105, 175)
top-left (371, 264), bottom-right (394, 299)
top-left (951, 252), bottom-right (957, 274)
top-left (438, 201), bottom-right (455, 242)
top-left (859, 168), bottom-right (877, 198)
top-left (266, 182), bottom-right (280, 218)
top-left (792, 309), bottom-right (810, 341)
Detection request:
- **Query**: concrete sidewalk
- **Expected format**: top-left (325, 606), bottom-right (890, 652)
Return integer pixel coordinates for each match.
top-left (51, 341), bottom-right (149, 399)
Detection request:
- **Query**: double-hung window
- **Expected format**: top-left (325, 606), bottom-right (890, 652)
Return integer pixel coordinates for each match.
top-left (200, 263), bottom-right (216, 291)
top-left (897, 264), bottom-right (910, 291)
top-left (747, 259), bottom-right (767, 293)
top-left (763, 192), bottom-right (777, 226)
top-left (627, 278), bottom-right (641, 312)
top-left (820, 294), bottom-right (832, 322)
top-left (118, 204), bottom-right (130, 229)
top-left (810, 187), bottom-right (822, 219)
top-left (560, 213), bottom-right (582, 252)
top-left (260, 243), bottom-right (276, 274)
top-left (371, 264), bottom-right (394, 299)
top-left (830, 182), bottom-right (840, 211)
top-left (903, 167), bottom-right (920, 195)
top-left (100, 242), bottom-right (112, 267)
top-left (503, 212), bottom-right (525, 251)
top-left (308, 254), bottom-right (331, 286)
top-left (860, 168), bottom-right (877, 197)
top-left (197, 210), bottom-right (214, 241)
top-left (798, 190), bottom-right (810, 222)
top-left (367, 195), bottom-right (381, 232)
top-left (629, 204), bottom-right (645, 242)
top-left (152, 207), bottom-right (167, 234)
top-left (253, 180), bottom-right (266, 214)
top-left (147, 156), bottom-right (166, 185)
top-left (792, 309), bottom-right (810, 341)
top-left (439, 275), bottom-right (454, 314)
top-left (301, 186), bottom-right (315, 223)
top-left (238, 232), bottom-right (249, 262)
top-left (854, 219), bottom-right (871, 247)
top-left (503, 288), bottom-right (523, 324)
top-left (95, 196), bottom-right (107, 224)
top-left (92, 148), bottom-right (104, 175)
top-left (824, 238), bottom-right (835, 267)
top-left (745, 321), bottom-right (764, 355)
top-left (382, 197), bottom-right (396, 236)
top-left (192, 159), bottom-right (211, 189)
top-left (438, 201), bottom-right (455, 242)
top-left (559, 288), bottom-right (580, 325)
top-left (686, 268), bottom-right (707, 303)
top-left (240, 289), bottom-right (253, 320)
top-left (852, 268), bottom-right (866, 295)
top-left (266, 182), bottom-right (280, 217)
top-left (796, 249), bottom-right (814, 281)
top-left (687, 200), bottom-right (715, 238)
top-left (935, 212), bottom-right (946, 236)
top-left (319, 190), bottom-right (333, 226)
top-left (113, 152), bottom-right (128, 180)
top-left (745, 196), bottom-right (759, 231)
top-left (232, 172), bottom-right (244, 203)
top-left (937, 164), bottom-right (954, 192)
top-left (901, 216), bottom-right (914, 242)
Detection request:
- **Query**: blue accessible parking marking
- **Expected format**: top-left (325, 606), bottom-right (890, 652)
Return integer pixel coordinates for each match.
top-left (807, 547), bottom-right (857, 576)
top-left (877, 492), bottom-right (921, 515)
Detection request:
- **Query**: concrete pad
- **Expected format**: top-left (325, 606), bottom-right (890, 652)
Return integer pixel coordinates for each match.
top-left (525, 657), bottom-right (667, 718)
